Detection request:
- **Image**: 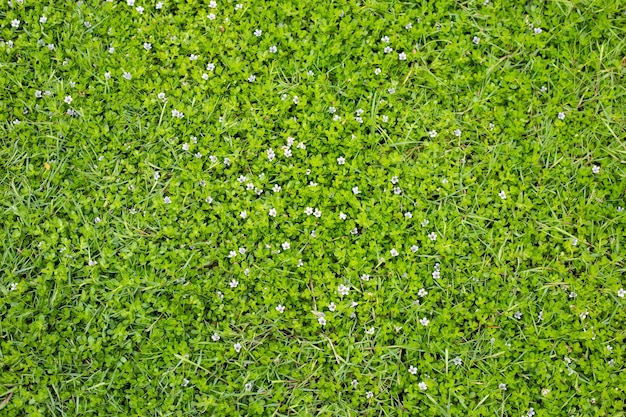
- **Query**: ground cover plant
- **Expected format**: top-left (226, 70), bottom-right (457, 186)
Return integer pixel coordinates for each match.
top-left (1, 0), bottom-right (626, 415)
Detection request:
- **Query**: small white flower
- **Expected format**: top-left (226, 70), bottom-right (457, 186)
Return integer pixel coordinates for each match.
top-left (297, 259), bottom-right (304, 267)
top-left (283, 148), bottom-right (292, 157)
top-left (244, 382), bottom-right (252, 391)
top-left (207, 13), bottom-right (216, 20)
top-left (304, 207), bottom-right (314, 216)
top-left (333, 114), bottom-right (341, 121)
top-left (428, 232), bottom-right (437, 241)
top-left (136, 6), bottom-right (144, 13)
top-left (399, 52), bottom-right (407, 60)
top-left (269, 45), bottom-right (278, 53)
top-left (420, 317), bottom-right (429, 326)
top-left (189, 54), bottom-right (199, 61)
top-left (366, 327), bottom-right (375, 335)
top-left (418, 382), bottom-right (427, 391)
top-left (381, 36), bottom-right (390, 43)
top-left (127, 0), bottom-right (135, 5)
top-left (123, 72), bottom-right (132, 80)
top-left (223, 157), bottom-right (231, 166)
top-left (156, 2), bottom-right (163, 9)
top-left (428, 130), bottom-right (437, 138)
top-left (454, 129), bottom-right (462, 137)
top-left (338, 284), bottom-right (350, 296)
top-left (339, 212), bottom-right (347, 220)
top-left (352, 186), bottom-right (360, 195)
top-left (63, 95), bottom-right (73, 105)
top-left (472, 36), bottom-right (480, 45)
top-left (452, 356), bottom-right (462, 366)
top-left (391, 176), bottom-right (399, 184)
top-left (327, 302), bottom-right (337, 312)
top-left (48, 44), bottom-right (55, 50)
top-left (228, 250), bottom-right (237, 258)
top-left (276, 304), bottom-right (285, 313)
top-left (540, 85), bottom-right (547, 93)
top-left (318, 315), bottom-right (327, 326)
top-left (269, 208), bottom-right (277, 217)
top-left (164, 196), bottom-right (171, 204)
top-left (514, 311), bottom-right (522, 320)
top-left (337, 156), bottom-right (346, 165)
top-left (254, 29), bottom-right (262, 37)
top-left (11, 19), bottom-right (20, 29)
top-left (182, 143), bottom-right (189, 151)
top-left (240, 211), bottom-right (247, 219)
top-left (229, 280), bottom-right (239, 288)
top-left (238, 247), bottom-right (246, 255)
top-left (351, 379), bottom-right (358, 389)
top-left (182, 378), bottom-right (190, 386)
top-left (361, 274), bottom-right (370, 281)
top-left (88, 260), bottom-right (98, 267)
top-left (499, 383), bottom-right (507, 391)
top-left (404, 212), bottom-right (412, 219)
top-left (247, 74), bottom-right (256, 82)
top-left (618, 288), bottom-right (625, 298)
top-left (390, 248), bottom-right (399, 257)
top-left (408, 365), bottom-right (418, 375)
top-left (558, 112), bottom-right (565, 120)
top-left (375, 68), bottom-right (382, 75)
top-left (617, 206), bottom-right (624, 212)
top-left (382, 115), bottom-right (389, 122)
top-left (384, 46), bottom-right (393, 53)
top-left (350, 227), bottom-right (359, 235)
top-left (366, 391), bottom-right (374, 399)
top-left (498, 190), bottom-right (507, 200)
top-left (8, 282), bottom-right (17, 291)
top-left (592, 165), bottom-right (600, 174)
top-left (235, 3), bottom-right (243, 10)
top-left (313, 208), bottom-right (322, 218)
top-left (282, 241), bottom-right (290, 250)
top-left (272, 184), bottom-right (282, 193)
top-left (211, 332), bottom-right (220, 341)
top-left (143, 42), bottom-right (152, 51)
top-left (293, 96), bottom-right (299, 105)
top-left (405, 23), bottom-right (413, 29)
top-left (206, 63), bottom-right (216, 71)
top-left (418, 288), bottom-right (428, 297)
top-left (534, 27), bottom-right (542, 34)
top-left (234, 342), bottom-right (242, 352)
top-left (296, 142), bottom-right (306, 149)
top-left (94, 217), bottom-right (101, 224)
top-left (411, 245), bottom-right (419, 253)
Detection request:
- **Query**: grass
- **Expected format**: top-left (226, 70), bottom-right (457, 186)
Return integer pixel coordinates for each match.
top-left (1, 0), bottom-right (626, 416)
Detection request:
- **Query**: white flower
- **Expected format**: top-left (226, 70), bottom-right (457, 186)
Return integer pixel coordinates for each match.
top-left (238, 247), bottom-right (246, 255)
top-left (361, 274), bottom-right (370, 281)
top-left (228, 250), bottom-right (237, 258)
top-left (156, 2), bottom-right (163, 9)
top-left (418, 382), bottom-right (427, 391)
top-left (338, 284), bottom-right (350, 296)
top-left (454, 129), bottom-right (462, 137)
top-left (229, 280), bottom-right (239, 288)
top-left (408, 365), bottom-right (418, 375)
top-left (399, 52), bottom-right (407, 60)
top-left (418, 288), bottom-right (428, 297)
top-left (404, 212), bottom-right (412, 219)
top-left (318, 315), bottom-right (327, 326)
top-left (254, 29), bottom-right (262, 36)
top-left (618, 288), bottom-right (625, 298)
top-left (381, 36), bottom-right (390, 43)
top-left (420, 317), bottom-right (429, 326)
top-left (283, 148), bottom-right (292, 157)
top-left (181, 378), bottom-right (189, 387)
top-left (182, 143), bottom-right (189, 151)
top-left (235, 3), bottom-right (243, 10)
top-left (247, 74), bottom-right (256, 82)
top-left (11, 19), bottom-right (20, 29)
top-left (276, 304), bottom-right (285, 313)
top-left (375, 68), bottom-right (382, 75)
top-left (381, 115), bottom-right (389, 123)
top-left (234, 342), bottom-right (242, 352)
top-left (351, 379), bottom-right (358, 389)
top-left (190, 54), bottom-right (199, 61)
top-left (293, 96), bottom-right (299, 105)
top-left (207, 63), bottom-right (215, 71)
top-left (592, 165), bottom-right (600, 174)
top-left (313, 208), bottom-right (322, 218)
top-left (472, 36), bottom-right (480, 45)
top-left (269, 208), bottom-right (277, 217)
top-left (282, 241), bottom-right (290, 250)
top-left (208, 0), bottom-right (217, 7)
top-left (88, 260), bottom-right (98, 267)
top-left (40, 16), bottom-right (48, 24)
top-left (350, 227), bottom-right (358, 235)
top-left (297, 142), bottom-right (306, 149)
top-left (337, 156), bottom-right (345, 165)
top-left (240, 210), bottom-right (247, 219)
top-left (339, 212), bottom-right (347, 220)
top-left (127, 0), bottom-right (135, 5)
top-left (35, 90), bottom-right (43, 98)
top-left (164, 196), bottom-right (171, 204)
top-left (64, 95), bottom-right (73, 104)
top-left (411, 245), bottom-right (419, 253)
top-left (272, 184), bottom-right (282, 193)
top-left (223, 157), bottom-right (231, 166)
top-left (304, 207), bottom-right (313, 216)
top-left (558, 112), bottom-right (565, 120)
top-left (428, 130), bottom-right (437, 138)
top-left (297, 259), bottom-right (304, 267)
top-left (390, 248), bottom-right (399, 257)
top-left (328, 302), bottom-right (336, 312)
top-left (452, 356), bottom-right (462, 366)
top-left (244, 382), bottom-right (252, 391)
top-left (540, 85), bottom-right (547, 93)
top-left (269, 45), bottom-right (278, 53)
top-left (108, 46), bottom-right (115, 54)
top-left (94, 217), bottom-right (101, 224)
top-left (514, 311), bottom-right (522, 320)
top-left (432, 270), bottom-right (440, 279)
top-left (366, 391), bottom-right (374, 399)
top-left (352, 186), bottom-right (360, 195)
top-left (207, 13), bottom-right (216, 20)
top-left (499, 190), bottom-right (507, 199)
top-left (384, 46), bottom-right (393, 53)
top-left (428, 232), bottom-right (437, 241)
top-left (136, 6), bottom-right (144, 13)
top-left (617, 206), bottom-right (624, 212)
top-left (366, 327), bottom-right (375, 335)
top-left (211, 332), bottom-right (220, 341)
top-left (123, 72), bottom-right (132, 80)
top-left (48, 44), bottom-right (55, 50)
top-left (333, 114), bottom-right (341, 121)
top-left (534, 27), bottom-right (542, 34)
top-left (143, 42), bottom-right (152, 51)
top-left (499, 383), bottom-right (507, 391)
top-left (405, 22), bottom-right (413, 29)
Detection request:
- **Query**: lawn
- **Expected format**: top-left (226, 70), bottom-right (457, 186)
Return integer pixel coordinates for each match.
top-left (1, 0), bottom-right (625, 416)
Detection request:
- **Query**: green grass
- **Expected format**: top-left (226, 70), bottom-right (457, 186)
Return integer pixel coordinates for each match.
top-left (1, 0), bottom-right (626, 416)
